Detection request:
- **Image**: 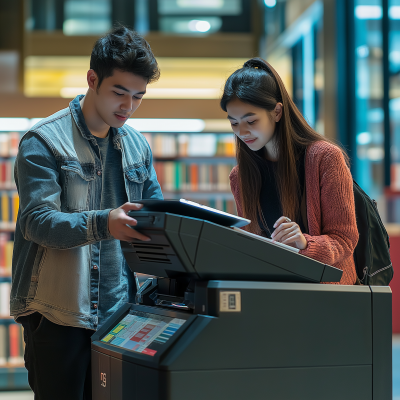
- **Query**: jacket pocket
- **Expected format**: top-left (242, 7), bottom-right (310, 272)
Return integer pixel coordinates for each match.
top-left (61, 161), bottom-right (95, 211)
top-left (125, 164), bottom-right (149, 201)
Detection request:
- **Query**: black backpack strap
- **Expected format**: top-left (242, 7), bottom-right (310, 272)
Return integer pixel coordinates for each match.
top-left (300, 148), bottom-right (309, 234)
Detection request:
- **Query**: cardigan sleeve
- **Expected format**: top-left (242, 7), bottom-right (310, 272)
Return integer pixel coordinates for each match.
top-left (299, 146), bottom-right (359, 266)
top-left (229, 166), bottom-right (244, 218)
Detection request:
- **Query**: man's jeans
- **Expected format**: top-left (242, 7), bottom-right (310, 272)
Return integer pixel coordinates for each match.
top-left (19, 313), bottom-right (93, 400)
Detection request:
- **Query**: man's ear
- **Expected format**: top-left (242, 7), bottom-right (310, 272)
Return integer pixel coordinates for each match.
top-left (275, 102), bottom-right (283, 122)
top-left (87, 70), bottom-right (98, 92)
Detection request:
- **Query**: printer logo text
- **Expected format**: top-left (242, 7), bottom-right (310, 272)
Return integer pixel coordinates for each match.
top-left (101, 372), bottom-right (107, 387)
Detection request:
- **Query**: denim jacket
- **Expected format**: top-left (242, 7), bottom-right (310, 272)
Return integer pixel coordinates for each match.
top-left (11, 95), bottom-right (163, 330)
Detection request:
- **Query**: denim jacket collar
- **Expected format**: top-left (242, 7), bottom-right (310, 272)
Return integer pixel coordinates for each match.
top-left (69, 95), bottom-right (128, 146)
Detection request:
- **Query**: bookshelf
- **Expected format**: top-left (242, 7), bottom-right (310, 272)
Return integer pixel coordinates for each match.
top-left (0, 120), bottom-right (237, 391)
top-left (143, 132), bottom-right (237, 213)
top-left (0, 131), bottom-right (28, 391)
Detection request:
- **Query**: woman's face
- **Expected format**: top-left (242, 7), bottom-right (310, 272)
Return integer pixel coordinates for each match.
top-left (226, 97), bottom-right (282, 155)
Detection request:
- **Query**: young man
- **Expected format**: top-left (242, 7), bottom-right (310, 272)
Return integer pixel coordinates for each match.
top-left (11, 26), bottom-right (162, 399)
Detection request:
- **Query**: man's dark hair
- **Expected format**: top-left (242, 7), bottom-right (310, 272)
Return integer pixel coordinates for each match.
top-left (90, 25), bottom-right (160, 88)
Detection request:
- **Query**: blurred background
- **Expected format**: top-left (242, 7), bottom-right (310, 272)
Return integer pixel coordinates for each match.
top-left (0, 0), bottom-right (400, 398)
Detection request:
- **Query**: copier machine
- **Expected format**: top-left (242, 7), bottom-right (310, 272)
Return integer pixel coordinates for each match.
top-left (91, 200), bottom-right (392, 400)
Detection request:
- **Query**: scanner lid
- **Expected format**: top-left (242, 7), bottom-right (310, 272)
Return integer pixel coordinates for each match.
top-left (134, 199), bottom-right (250, 228)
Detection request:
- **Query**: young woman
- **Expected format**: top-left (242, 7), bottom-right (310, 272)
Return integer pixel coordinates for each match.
top-left (221, 57), bottom-right (358, 285)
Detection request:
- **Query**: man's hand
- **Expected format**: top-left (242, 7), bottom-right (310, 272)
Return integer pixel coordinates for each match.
top-left (108, 202), bottom-right (150, 242)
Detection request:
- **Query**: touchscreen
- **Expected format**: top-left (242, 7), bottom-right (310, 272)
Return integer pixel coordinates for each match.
top-left (101, 310), bottom-right (186, 356)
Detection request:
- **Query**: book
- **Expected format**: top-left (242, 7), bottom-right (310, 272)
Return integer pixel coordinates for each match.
top-left (0, 132), bottom-right (21, 157)
top-left (0, 233), bottom-right (12, 275)
top-left (8, 323), bottom-right (24, 365)
top-left (0, 190), bottom-right (18, 224)
top-left (0, 282), bottom-right (10, 316)
top-left (0, 325), bottom-right (6, 366)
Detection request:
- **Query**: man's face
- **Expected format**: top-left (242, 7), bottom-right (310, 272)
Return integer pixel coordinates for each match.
top-left (92, 69), bottom-right (148, 128)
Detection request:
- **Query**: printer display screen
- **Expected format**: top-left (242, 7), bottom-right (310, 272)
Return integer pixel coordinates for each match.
top-left (101, 310), bottom-right (186, 356)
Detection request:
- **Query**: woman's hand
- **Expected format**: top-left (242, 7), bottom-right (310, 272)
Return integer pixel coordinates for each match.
top-left (271, 216), bottom-right (307, 250)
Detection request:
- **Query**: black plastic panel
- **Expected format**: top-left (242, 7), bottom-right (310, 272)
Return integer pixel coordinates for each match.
top-left (167, 366), bottom-right (372, 400)
top-left (370, 286), bottom-right (392, 400)
top-left (162, 283), bottom-right (372, 370)
top-left (321, 263), bottom-right (343, 282)
top-left (92, 350), bottom-right (111, 400)
top-left (179, 218), bottom-right (203, 264)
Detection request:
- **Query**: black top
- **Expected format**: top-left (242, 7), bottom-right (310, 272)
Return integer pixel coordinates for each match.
top-left (258, 152), bottom-right (306, 238)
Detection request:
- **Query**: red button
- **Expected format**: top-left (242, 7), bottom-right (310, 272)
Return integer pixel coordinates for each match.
top-left (97, 170), bottom-right (102, 176)
top-left (93, 304), bottom-right (97, 309)
top-left (142, 349), bottom-right (157, 356)
top-left (93, 265), bottom-right (98, 270)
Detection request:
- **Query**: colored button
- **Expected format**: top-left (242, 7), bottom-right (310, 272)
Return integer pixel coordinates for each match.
top-left (97, 170), bottom-right (102, 176)
top-left (142, 349), bottom-right (157, 356)
top-left (93, 265), bottom-right (98, 270)
top-left (93, 303), bottom-right (98, 309)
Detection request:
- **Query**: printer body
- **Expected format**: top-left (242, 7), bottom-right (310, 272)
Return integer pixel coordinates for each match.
top-left (91, 210), bottom-right (392, 400)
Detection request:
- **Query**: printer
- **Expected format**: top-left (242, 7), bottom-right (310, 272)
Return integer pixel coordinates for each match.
top-left (91, 199), bottom-right (392, 400)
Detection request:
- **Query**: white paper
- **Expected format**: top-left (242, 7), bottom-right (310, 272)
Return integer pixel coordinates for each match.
top-left (232, 227), bottom-right (300, 253)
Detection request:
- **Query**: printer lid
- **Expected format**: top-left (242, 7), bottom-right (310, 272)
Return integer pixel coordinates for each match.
top-left (135, 199), bottom-right (250, 228)
top-left (122, 211), bottom-right (343, 283)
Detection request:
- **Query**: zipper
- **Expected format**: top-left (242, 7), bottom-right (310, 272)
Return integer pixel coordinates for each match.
top-left (361, 266), bottom-right (368, 284)
top-left (361, 264), bottom-right (392, 283)
top-left (368, 264), bottom-right (392, 278)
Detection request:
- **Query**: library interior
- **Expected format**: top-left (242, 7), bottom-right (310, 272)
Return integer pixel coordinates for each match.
top-left (0, 0), bottom-right (399, 399)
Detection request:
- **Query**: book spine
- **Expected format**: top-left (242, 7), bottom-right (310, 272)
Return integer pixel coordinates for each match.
top-left (190, 164), bottom-right (198, 191)
top-left (0, 282), bottom-right (10, 315)
top-left (9, 323), bottom-right (23, 365)
top-left (174, 162), bottom-right (181, 191)
top-left (0, 324), bottom-right (6, 366)
top-left (1, 192), bottom-right (9, 223)
top-left (0, 235), bottom-right (6, 272)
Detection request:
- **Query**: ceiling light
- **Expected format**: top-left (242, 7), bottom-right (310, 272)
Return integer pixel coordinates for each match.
top-left (188, 20), bottom-right (211, 32)
top-left (355, 5), bottom-right (382, 19)
top-left (264, 0), bottom-right (277, 8)
top-left (125, 119), bottom-right (205, 133)
top-left (146, 88), bottom-right (220, 99)
top-left (0, 118), bottom-right (31, 131)
top-left (389, 6), bottom-right (400, 19)
top-left (357, 132), bottom-right (372, 145)
top-left (177, 0), bottom-right (223, 8)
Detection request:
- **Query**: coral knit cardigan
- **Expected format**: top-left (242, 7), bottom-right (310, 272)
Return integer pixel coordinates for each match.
top-left (229, 141), bottom-right (358, 285)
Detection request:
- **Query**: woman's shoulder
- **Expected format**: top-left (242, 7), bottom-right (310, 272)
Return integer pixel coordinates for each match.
top-left (307, 140), bottom-right (342, 155)
top-left (307, 140), bottom-right (346, 165)
top-left (229, 165), bottom-right (239, 181)
top-left (306, 140), bottom-right (351, 182)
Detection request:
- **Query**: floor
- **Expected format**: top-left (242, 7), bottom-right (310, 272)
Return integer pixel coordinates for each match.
top-left (2, 337), bottom-right (400, 399)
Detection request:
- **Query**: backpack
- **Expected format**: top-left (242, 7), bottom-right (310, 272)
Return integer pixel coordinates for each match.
top-left (352, 181), bottom-right (393, 285)
top-left (300, 151), bottom-right (393, 286)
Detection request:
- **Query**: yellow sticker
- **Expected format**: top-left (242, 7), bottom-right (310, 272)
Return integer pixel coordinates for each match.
top-left (112, 324), bottom-right (126, 334)
top-left (102, 334), bottom-right (114, 343)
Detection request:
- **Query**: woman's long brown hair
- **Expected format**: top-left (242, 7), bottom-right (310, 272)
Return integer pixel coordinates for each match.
top-left (220, 57), bottom-right (347, 233)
